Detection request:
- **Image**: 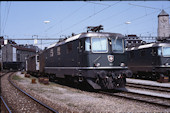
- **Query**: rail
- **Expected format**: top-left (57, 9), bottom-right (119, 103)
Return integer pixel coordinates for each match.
top-left (126, 82), bottom-right (170, 92)
top-left (8, 72), bottom-right (58, 113)
top-left (0, 96), bottom-right (12, 113)
top-left (99, 89), bottom-right (170, 108)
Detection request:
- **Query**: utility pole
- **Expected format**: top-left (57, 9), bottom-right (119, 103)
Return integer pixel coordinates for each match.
top-left (0, 1), bottom-right (3, 71)
top-left (44, 20), bottom-right (50, 50)
top-left (0, 1), bottom-right (1, 36)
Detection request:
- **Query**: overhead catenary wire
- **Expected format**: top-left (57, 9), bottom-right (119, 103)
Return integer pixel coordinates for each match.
top-left (5, 2), bottom-right (120, 48)
top-left (105, 6), bottom-right (170, 32)
top-left (2, 2), bottom-right (170, 49)
top-left (44, 1), bottom-right (114, 34)
top-left (93, 5), bottom-right (135, 25)
top-left (86, 1), bottom-right (111, 6)
top-left (2, 2), bottom-right (8, 30)
top-left (44, 2), bottom-right (88, 33)
top-left (50, 1), bottom-right (120, 37)
top-left (1, 1), bottom-right (11, 36)
top-left (128, 3), bottom-right (162, 11)
top-left (93, 1), bottom-right (160, 26)
top-left (2, 2), bottom-right (11, 35)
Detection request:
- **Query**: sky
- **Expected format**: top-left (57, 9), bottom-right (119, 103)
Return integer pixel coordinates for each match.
top-left (0, 1), bottom-right (170, 49)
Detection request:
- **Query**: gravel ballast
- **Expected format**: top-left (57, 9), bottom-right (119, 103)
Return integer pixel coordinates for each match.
top-left (1, 72), bottom-right (54, 113)
top-left (10, 72), bottom-right (170, 112)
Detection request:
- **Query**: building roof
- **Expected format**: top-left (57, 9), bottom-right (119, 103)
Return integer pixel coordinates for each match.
top-left (12, 45), bottom-right (36, 52)
top-left (158, 9), bottom-right (169, 17)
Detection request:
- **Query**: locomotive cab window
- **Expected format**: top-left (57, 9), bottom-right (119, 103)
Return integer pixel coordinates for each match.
top-left (158, 47), bottom-right (162, 56)
top-left (162, 47), bottom-right (170, 57)
top-left (112, 38), bottom-right (124, 53)
top-left (91, 37), bottom-right (108, 53)
top-left (85, 37), bottom-right (91, 51)
top-left (159, 47), bottom-right (170, 57)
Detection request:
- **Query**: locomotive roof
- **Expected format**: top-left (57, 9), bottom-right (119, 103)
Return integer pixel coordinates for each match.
top-left (126, 42), bottom-right (170, 51)
top-left (47, 32), bottom-right (124, 49)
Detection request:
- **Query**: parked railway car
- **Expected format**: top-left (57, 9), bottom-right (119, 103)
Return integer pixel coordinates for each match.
top-left (27, 26), bottom-right (132, 90)
top-left (126, 42), bottom-right (170, 80)
top-left (26, 54), bottom-right (39, 75)
top-left (3, 62), bottom-right (22, 70)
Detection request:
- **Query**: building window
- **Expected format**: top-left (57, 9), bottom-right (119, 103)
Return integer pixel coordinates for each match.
top-left (37, 55), bottom-right (39, 62)
top-left (17, 54), bottom-right (20, 61)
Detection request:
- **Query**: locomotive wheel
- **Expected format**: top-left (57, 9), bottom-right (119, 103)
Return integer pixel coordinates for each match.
top-left (133, 74), bottom-right (138, 79)
top-left (48, 74), bottom-right (55, 82)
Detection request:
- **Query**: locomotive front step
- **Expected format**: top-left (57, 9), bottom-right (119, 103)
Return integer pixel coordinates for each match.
top-left (157, 74), bottom-right (169, 83)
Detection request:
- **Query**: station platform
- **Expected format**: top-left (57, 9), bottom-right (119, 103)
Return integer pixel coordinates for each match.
top-left (126, 78), bottom-right (170, 88)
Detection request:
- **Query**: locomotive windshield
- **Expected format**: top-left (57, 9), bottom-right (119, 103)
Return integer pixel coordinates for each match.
top-left (91, 37), bottom-right (108, 53)
top-left (158, 47), bottom-right (170, 57)
top-left (85, 36), bottom-right (124, 53)
top-left (112, 38), bottom-right (124, 53)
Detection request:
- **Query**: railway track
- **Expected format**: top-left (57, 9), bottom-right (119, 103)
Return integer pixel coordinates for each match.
top-left (0, 96), bottom-right (12, 113)
top-left (1, 72), bottom-right (58, 113)
top-left (126, 82), bottom-right (170, 92)
top-left (99, 88), bottom-right (170, 108)
top-left (0, 72), bottom-right (12, 113)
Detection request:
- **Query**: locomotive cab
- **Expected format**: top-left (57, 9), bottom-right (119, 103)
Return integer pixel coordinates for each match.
top-left (83, 36), bottom-right (126, 67)
top-left (127, 42), bottom-right (170, 81)
top-left (157, 45), bottom-right (170, 77)
top-left (76, 33), bottom-right (131, 89)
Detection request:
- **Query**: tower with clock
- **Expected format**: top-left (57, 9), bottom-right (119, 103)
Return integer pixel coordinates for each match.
top-left (157, 10), bottom-right (170, 40)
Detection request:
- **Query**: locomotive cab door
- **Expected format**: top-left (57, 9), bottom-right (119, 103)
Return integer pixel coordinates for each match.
top-left (78, 38), bottom-right (85, 67)
top-left (151, 47), bottom-right (158, 65)
top-left (151, 47), bottom-right (159, 78)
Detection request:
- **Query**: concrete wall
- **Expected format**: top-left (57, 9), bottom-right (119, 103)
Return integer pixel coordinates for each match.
top-left (2, 44), bottom-right (13, 62)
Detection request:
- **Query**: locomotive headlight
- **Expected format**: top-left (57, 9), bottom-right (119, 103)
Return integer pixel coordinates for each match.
top-left (165, 63), bottom-right (169, 66)
top-left (118, 74), bottom-right (122, 78)
top-left (120, 63), bottom-right (125, 67)
top-left (94, 63), bottom-right (100, 67)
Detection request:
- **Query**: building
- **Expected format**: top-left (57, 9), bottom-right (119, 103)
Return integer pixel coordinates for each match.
top-left (125, 35), bottom-right (143, 48)
top-left (0, 36), bottom-right (4, 71)
top-left (157, 10), bottom-right (170, 40)
top-left (2, 44), bottom-right (36, 70)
